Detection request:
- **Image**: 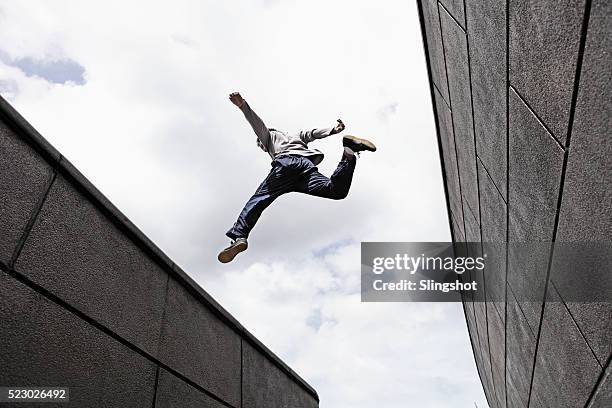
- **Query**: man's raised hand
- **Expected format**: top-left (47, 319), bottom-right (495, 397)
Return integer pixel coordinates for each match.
top-left (333, 119), bottom-right (345, 134)
top-left (229, 92), bottom-right (246, 108)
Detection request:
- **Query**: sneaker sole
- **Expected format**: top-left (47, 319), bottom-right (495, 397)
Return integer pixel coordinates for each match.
top-left (217, 241), bottom-right (248, 263)
top-left (343, 135), bottom-right (377, 152)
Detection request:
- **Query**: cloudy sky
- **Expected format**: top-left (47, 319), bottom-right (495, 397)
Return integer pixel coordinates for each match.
top-left (0, 0), bottom-right (487, 406)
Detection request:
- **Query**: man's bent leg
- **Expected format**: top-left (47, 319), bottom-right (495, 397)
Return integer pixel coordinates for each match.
top-left (298, 153), bottom-right (356, 200)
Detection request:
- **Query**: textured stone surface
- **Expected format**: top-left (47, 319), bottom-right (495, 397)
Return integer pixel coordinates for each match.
top-left (472, 347), bottom-right (496, 408)
top-left (506, 242), bottom-right (549, 335)
top-left (467, 313), bottom-right (493, 406)
top-left (505, 287), bottom-right (536, 408)
top-left (452, 213), bottom-right (465, 242)
top-left (242, 341), bottom-right (318, 408)
top-left (588, 362), bottom-right (611, 408)
top-left (557, 0), bottom-right (612, 241)
top-left (59, 156), bottom-right (177, 272)
top-left (154, 369), bottom-right (227, 408)
top-left (550, 244), bottom-right (612, 364)
top-left (482, 241), bottom-right (506, 321)
top-left (440, 7), bottom-right (480, 221)
top-left (158, 278), bottom-right (241, 407)
top-left (440, 0), bottom-right (465, 28)
top-left (563, 301), bottom-right (612, 367)
top-left (465, 303), bottom-right (490, 404)
top-left (435, 89), bottom-right (463, 224)
top-left (487, 302), bottom-right (506, 408)
top-left (531, 288), bottom-right (602, 407)
top-left (14, 175), bottom-right (168, 357)
top-left (508, 88), bottom-right (564, 242)
top-left (473, 296), bottom-right (495, 405)
top-left (463, 206), bottom-right (480, 242)
top-left (423, 0), bottom-right (610, 405)
top-left (550, 0), bottom-right (612, 375)
top-left (462, 241), bottom-right (481, 307)
top-left (478, 162), bottom-right (506, 320)
top-left (0, 272), bottom-right (157, 407)
top-left (507, 87), bottom-right (564, 332)
top-left (420, 0), bottom-right (450, 102)
top-left (477, 161), bottom-right (506, 243)
top-left (0, 121), bottom-right (53, 265)
top-left (465, 0), bottom-right (507, 199)
top-left (464, 300), bottom-right (479, 348)
top-left (0, 96), bottom-right (62, 163)
top-left (509, 0), bottom-right (586, 143)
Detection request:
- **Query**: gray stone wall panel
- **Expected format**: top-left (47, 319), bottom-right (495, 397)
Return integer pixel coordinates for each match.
top-left (158, 278), bottom-right (241, 407)
top-left (506, 288), bottom-right (536, 408)
top-left (435, 89), bottom-right (463, 225)
top-left (550, 243), bottom-right (612, 364)
top-left (440, 0), bottom-right (465, 28)
top-left (509, 0), bottom-right (586, 143)
top-left (483, 242), bottom-right (507, 320)
top-left (463, 206), bottom-right (480, 243)
top-left (557, 0), bottom-right (612, 242)
top-left (531, 288), bottom-right (602, 407)
top-left (508, 88), bottom-right (564, 242)
top-left (564, 302), bottom-right (612, 367)
top-left (507, 87), bottom-right (564, 332)
top-left (487, 302), bottom-right (506, 408)
top-left (478, 163), bottom-right (506, 320)
top-left (588, 362), bottom-right (611, 408)
top-left (553, 0), bottom-right (612, 366)
top-left (440, 7), bottom-right (480, 221)
top-left (464, 300), bottom-right (479, 350)
top-left (0, 121), bottom-right (53, 265)
top-left (0, 273), bottom-right (157, 407)
top-left (477, 162), bottom-right (506, 244)
top-left (422, 0), bottom-right (610, 406)
top-left (473, 298), bottom-right (495, 404)
top-left (155, 369), bottom-right (227, 408)
top-left (465, 0), bottom-right (507, 199)
top-left (14, 175), bottom-right (168, 358)
top-left (242, 341), bottom-right (318, 408)
top-left (452, 214), bottom-right (465, 242)
top-left (421, 0), bottom-right (450, 102)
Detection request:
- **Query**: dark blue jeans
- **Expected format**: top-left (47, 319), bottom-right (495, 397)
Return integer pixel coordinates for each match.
top-left (226, 154), bottom-right (356, 239)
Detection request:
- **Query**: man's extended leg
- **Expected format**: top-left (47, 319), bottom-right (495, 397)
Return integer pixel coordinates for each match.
top-left (297, 151), bottom-right (357, 200)
top-left (226, 174), bottom-right (288, 240)
top-left (220, 156), bottom-right (311, 263)
top-left (219, 181), bottom-right (284, 263)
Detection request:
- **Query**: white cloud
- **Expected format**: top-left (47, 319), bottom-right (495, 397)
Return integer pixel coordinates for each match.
top-left (0, 0), bottom-right (487, 406)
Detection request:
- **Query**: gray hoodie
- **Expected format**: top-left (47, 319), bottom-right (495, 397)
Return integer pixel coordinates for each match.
top-left (240, 101), bottom-right (335, 165)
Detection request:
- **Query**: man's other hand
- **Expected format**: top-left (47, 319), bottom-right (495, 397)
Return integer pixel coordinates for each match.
top-left (333, 119), bottom-right (345, 134)
top-left (229, 92), bottom-right (246, 107)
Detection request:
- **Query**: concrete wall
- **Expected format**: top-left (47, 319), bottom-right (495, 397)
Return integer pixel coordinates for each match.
top-left (0, 95), bottom-right (319, 408)
top-left (418, 1), bottom-right (611, 407)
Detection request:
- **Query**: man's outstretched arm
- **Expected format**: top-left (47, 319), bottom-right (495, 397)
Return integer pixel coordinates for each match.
top-left (299, 119), bottom-right (345, 143)
top-left (229, 92), bottom-right (273, 151)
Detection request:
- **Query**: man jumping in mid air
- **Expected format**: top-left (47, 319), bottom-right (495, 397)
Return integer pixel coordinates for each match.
top-left (218, 92), bottom-right (377, 263)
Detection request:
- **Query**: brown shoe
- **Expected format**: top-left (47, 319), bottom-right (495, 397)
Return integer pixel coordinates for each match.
top-left (343, 135), bottom-right (377, 152)
top-left (218, 238), bottom-right (248, 263)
